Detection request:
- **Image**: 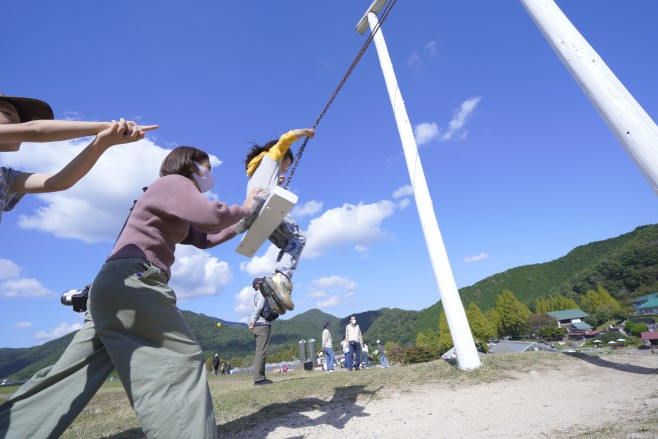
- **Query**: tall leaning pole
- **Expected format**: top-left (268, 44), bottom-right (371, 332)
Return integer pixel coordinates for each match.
top-left (521, 0), bottom-right (658, 195)
top-left (356, 0), bottom-right (481, 370)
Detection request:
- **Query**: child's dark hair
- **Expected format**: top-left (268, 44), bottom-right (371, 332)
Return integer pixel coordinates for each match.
top-left (160, 146), bottom-right (209, 177)
top-left (245, 139), bottom-right (294, 170)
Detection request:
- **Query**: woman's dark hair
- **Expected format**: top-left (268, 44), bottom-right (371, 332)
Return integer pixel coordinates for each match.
top-left (160, 146), bottom-right (209, 177)
top-left (244, 139), bottom-right (294, 170)
top-left (323, 321), bottom-right (330, 329)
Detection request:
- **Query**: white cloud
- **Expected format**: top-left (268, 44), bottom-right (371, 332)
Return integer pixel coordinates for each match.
top-left (311, 276), bottom-right (357, 308)
top-left (424, 40), bottom-right (438, 57)
top-left (317, 295), bottom-right (342, 308)
top-left (0, 259), bottom-right (21, 279)
top-left (312, 276), bottom-right (357, 294)
top-left (239, 244), bottom-right (280, 276)
top-left (414, 122), bottom-right (440, 146)
top-left (303, 201), bottom-right (396, 259)
top-left (464, 252), bottom-right (489, 263)
top-left (398, 198), bottom-right (411, 209)
top-left (1, 137), bottom-right (222, 243)
top-left (0, 259), bottom-right (53, 298)
top-left (392, 185), bottom-right (413, 199)
top-left (406, 50), bottom-right (421, 70)
top-left (441, 97), bottom-right (482, 141)
top-left (292, 200), bottom-right (323, 218)
top-left (307, 290), bottom-right (327, 298)
top-left (408, 40), bottom-right (438, 71)
top-left (413, 97), bottom-right (482, 146)
top-left (34, 321), bottom-right (83, 341)
top-left (234, 285), bottom-right (255, 316)
top-left (14, 322), bottom-right (32, 329)
top-left (168, 245), bottom-right (233, 300)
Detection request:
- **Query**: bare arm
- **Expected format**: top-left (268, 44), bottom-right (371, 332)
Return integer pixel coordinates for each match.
top-left (0, 119), bottom-right (157, 144)
top-left (12, 119), bottom-right (156, 194)
top-left (292, 128), bottom-right (315, 140)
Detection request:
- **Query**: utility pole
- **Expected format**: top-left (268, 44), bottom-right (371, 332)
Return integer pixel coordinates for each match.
top-left (356, 0), bottom-right (481, 370)
top-left (521, 0), bottom-right (658, 195)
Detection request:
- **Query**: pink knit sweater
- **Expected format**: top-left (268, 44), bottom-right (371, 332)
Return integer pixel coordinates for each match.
top-left (107, 174), bottom-right (249, 279)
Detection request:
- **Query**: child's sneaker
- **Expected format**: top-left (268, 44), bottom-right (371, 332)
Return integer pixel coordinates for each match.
top-left (253, 277), bottom-right (285, 315)
top-left (264, 272), bottom-right (294, 311)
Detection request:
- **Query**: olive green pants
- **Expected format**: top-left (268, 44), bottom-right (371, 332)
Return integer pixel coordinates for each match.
top-left (0, 258), bottom-right (217, 439)
top-left (252, 324), bottom-right (271, 383)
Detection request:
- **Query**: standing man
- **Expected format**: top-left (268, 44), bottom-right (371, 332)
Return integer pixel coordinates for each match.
top-left (249, 289), bottom-right (273, 385)
top-left (345, 315), bottom-right (363, 371)
top-left (376, 340), bottom-right (389, 368)
top-left (321, 321), bottom-right (335, 373)
top-left (212, 354), bottom-right (220, 376)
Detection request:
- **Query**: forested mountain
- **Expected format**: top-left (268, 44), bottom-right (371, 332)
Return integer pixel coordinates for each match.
top-left (458, 224), bottom-right (658, 311)
top-left (2, 224), bottom-right (656, 379)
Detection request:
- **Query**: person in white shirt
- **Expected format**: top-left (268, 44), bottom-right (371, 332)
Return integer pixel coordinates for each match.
top-left (345, 315), bottom-right (363, 371)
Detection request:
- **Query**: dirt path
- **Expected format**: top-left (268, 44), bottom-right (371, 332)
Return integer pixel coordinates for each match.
top-left (230, 353), bottom-right (658, 439)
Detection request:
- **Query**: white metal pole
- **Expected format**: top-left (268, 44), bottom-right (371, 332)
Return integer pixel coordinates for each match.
top-left (365, 12), bottom-right (481, 370)
top-left (521, 0), bottom-right (658, 195)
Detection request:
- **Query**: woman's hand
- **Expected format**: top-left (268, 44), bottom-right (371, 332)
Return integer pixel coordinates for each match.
top-left (95, 118), bottom-right (159, 149)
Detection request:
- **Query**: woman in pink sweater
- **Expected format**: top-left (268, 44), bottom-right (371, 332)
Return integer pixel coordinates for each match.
top-left (0, 146), bottom-right (262, 439)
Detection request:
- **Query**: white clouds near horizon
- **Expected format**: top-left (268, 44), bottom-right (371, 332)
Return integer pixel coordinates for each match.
top-left (34, 321), bottom-right (83, 341)
top-left (168, 245), bottom-right (233, 300)
top-left (0, 259), bottom-right (53, 298)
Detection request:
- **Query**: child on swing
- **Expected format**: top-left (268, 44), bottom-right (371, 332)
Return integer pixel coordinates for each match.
top-left (238, 128), bottom-right (315, 314)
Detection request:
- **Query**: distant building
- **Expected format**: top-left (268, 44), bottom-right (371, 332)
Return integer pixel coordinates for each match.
top-left (547, 309), bottom-right (590, 330)
top-left (547, 309), bottom-right (599, 338)
top-left (630, 293), bottom-right (658, 315)
top-left (640, 332), bottom-right (658, 348)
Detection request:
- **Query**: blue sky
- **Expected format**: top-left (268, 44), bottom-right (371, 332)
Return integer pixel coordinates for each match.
top-left (1, 1), bottom-right (656, 348)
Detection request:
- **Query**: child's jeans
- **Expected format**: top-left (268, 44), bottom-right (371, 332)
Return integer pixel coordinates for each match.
top-left (269, 214), bottom-right (306, 280)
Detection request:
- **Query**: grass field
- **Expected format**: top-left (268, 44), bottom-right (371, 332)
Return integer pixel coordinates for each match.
top-left (1, 351), bottom-right (656, 438)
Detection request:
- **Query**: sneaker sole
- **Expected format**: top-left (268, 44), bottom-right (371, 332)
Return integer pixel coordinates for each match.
top-left (259, 282), bottom-right (286, 315)
top-left (264, 277), bottom-right (294, 311)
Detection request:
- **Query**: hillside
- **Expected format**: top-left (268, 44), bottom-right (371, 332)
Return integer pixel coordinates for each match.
top-left (458, 224), bottom-right (658, 311)
top-left (2, 223), bottom-right (656, 379)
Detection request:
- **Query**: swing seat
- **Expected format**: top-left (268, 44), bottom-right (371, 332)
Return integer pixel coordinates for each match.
top-left (236, 186), bottom-right (298, 258)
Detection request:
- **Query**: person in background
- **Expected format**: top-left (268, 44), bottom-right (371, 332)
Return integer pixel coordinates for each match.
top-left (376, 339), bottom-right (389, 368)
top-left (341, 335), bottom-right (349, 369)
top-left (0, 92), bottom-right (157, 225)
top-left (248, 286), bottom-right (274, 385)
top-left (345, 315), bottom-right (363, 371)
top-left (212, 354), bottom-right (220, 376)
top-left (361, 340), bottom-right (371, 370)
top-left (321, 321), bottom-right (335, 373)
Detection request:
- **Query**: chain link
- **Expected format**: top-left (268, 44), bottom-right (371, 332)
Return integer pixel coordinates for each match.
top-left (284, 0), bottom-right (397, 190)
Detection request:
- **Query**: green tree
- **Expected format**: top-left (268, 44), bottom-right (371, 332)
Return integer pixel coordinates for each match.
top-left (466, 302), bottom-right (496, 344)
top-left (528, 313), bottom-right (559, 338)
top-left (495, 290), bottom-right (531, 338)
top-left (437, 311), bottom-right (453, 354)
top-left (535, 298), bottom-right (549, 314)
top-left (485, 308), bottom-right (502, 337)
top-left (415, 330), bottom-right (439, 353)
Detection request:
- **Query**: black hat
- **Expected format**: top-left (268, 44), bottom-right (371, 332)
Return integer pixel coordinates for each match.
top-left (0, 93), bottom-right (54, 122)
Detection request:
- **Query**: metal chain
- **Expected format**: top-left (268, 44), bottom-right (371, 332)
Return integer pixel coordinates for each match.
top-left (284, 0), bottom-right (397, 190)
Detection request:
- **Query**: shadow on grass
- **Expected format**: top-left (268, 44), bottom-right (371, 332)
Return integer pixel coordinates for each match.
top-left (219, 384), bottom-right (378, 438)
top-left (103, 384), bottom-right (379, 439)
top-left (564, 351), bottom-right (658, 375)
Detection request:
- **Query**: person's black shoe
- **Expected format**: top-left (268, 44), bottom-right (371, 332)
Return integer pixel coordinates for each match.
top-left (254, 379), bottom-right (273, 386)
